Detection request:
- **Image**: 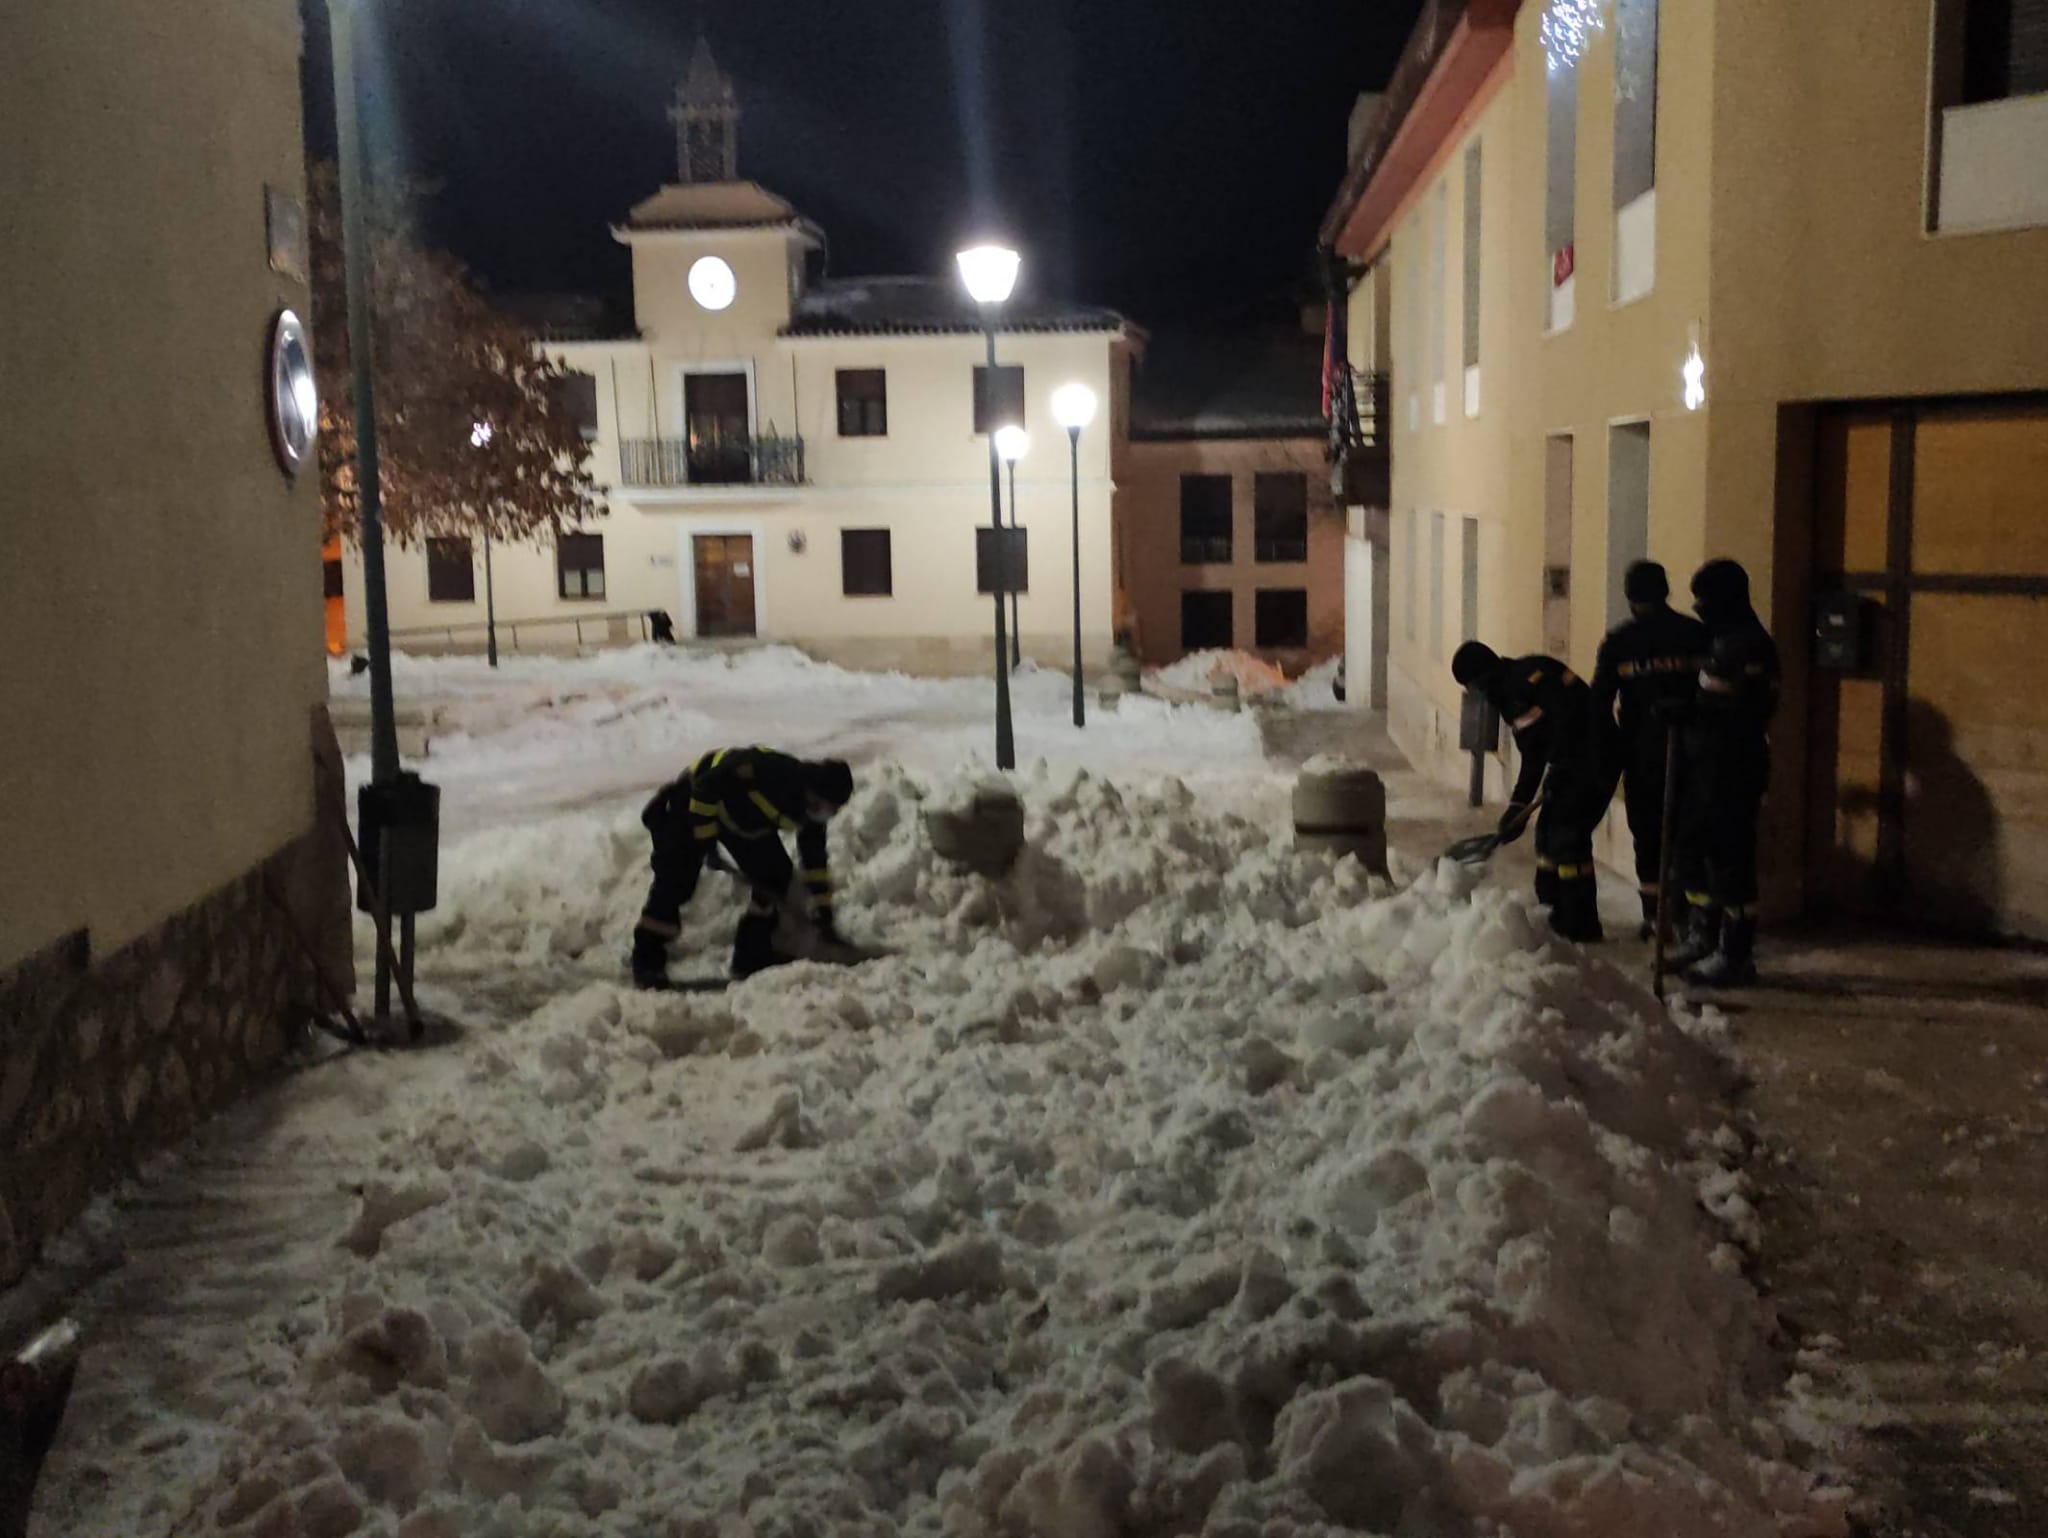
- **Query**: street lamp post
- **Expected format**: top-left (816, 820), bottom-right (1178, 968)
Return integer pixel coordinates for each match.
top-left (996, 425), bottom-right (1028, 673)
top-left (471, 422), bottom-right (499, 667)
top-left (330, 0), bottom-right (399, 786)
top-left (1051, 382), bottom-right (1098, 729)
top-left (956, 243), bottom-right (1021, 771)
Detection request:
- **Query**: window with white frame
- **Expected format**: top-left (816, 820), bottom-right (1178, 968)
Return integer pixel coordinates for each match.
top-left (1612, 0), bottom-right (1659, 304)
top-left (1932, 0), bottom-right (2048, 232)
top-left (1462, 141), bottom-right (1483, 415)
top-left (1544, 26), bottom-right (1581, 332)
top-left (1428, 184), bottom-right (1448, 424)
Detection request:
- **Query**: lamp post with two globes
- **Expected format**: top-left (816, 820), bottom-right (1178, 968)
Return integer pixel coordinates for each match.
top-left (1050, 382), bottom-right (1099, 728)
top-left (995, 424), bottom-right (1028, 672)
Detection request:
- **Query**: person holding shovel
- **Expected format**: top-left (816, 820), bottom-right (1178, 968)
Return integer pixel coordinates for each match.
top-left (1590, 561), bottom-right (1710, 940)
top-left (1451, 641), bottom-right (1610, 942)
top-left (629, 748), bottom-right (855, 988)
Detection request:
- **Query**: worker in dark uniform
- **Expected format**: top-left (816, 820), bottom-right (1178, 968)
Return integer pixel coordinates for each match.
top-left (1590, 560), bottom-right (1710, 940)
top-left (1451, 641), bottom-right (1609, 942)
top-left (1665, 559), bottom-right (1781, 987)
top-left (629, 747), bottom-right (855, 988)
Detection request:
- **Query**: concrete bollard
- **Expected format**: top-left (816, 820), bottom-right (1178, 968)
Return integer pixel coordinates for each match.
top-left (1109, 642), bottom-right (1143, 696)
top-left (1210, 673), bottom-right (1241, 712)
top-left (1292, 762), bottom-right (1389, 876)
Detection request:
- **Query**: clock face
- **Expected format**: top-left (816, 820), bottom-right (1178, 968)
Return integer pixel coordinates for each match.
top-left (689, 255), bottom-right (737, 312)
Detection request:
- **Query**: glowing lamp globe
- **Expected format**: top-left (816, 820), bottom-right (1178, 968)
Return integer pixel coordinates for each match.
top-left (1051, 382), bottom-right (1098, 432)
top-left (956, 244), bottom-right (1021, 306)
top-left (995, 424), bottom-right (1029, 464)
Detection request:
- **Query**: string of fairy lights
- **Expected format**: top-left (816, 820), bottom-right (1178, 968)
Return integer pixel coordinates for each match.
top-left (1540, 0), bottom-right (1606, 72)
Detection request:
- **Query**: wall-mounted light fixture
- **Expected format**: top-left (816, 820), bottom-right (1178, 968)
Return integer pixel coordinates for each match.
top-left (266, 307), bottom-right (317, 477)
top-left (1681, 322), bottom-right (1706, 412)
top-left (787, 528), bottom-right (807, 554)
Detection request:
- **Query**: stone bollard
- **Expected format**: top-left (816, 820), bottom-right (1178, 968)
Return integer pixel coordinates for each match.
top-left (1210, 673), bottom-right (1241, 712)
top-left (1109, 642), bottom-right (1143, 696)
top-left (924, 784), bottom-right (1027, 878)
top-left (1292, 762), bottom-right (1388, 877)
top-left (1097, 678), bottom-right (1123, 713)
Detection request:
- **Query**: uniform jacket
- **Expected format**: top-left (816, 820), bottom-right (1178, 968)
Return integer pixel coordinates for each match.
top-left (1483, 655), bottom-right (1599, 807)
top-left (1591, 604), bottom-right (1710, 752)
top-left (644, 747), bottom-right (834, 908)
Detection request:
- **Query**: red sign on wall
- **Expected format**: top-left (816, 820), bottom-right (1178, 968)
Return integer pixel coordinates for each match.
top-left (1553, 243), bottom-right (1576, 288)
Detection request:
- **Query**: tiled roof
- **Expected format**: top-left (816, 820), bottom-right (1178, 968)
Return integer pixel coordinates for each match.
top-left (622, 181), bottom-right (809, 233)
top-left (784, 277), bottom-right (1126, 337)
top-left (1130, 329), bottom-right (1328, 440)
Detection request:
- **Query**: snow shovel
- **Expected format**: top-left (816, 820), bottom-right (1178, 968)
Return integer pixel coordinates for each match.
top-left (704, 847), bottom-right (891, 969)
top-left (1651, 724), bottom-right (1682, 1001)
top-left (1437, 788), bottom-right (1546, 870)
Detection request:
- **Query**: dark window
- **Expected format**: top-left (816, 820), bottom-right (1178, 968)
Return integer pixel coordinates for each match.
top-left (1253, 473), bottom-right (1310, 563)
top-left (426, 537), bottom-right (474, 603)
top-left (557, 531), bottom-right (605, 600)
top-left (322, 556), bottom-right (344, 599)
top-left (1463, 142), bottom-right (1484, 370)
top-left (554, 371), bottom-right (599, 440)
top-left (1546, 43), bottom-right (1580, 292)
top-left (1612, 0), bottom-right (1659, 205)
top-left (841, 528), bottom-right (893, 596)
top-left (975, 526), bottom-right (1029, 594)
top-left (1181, 590), bottom-right (1233, 651)
top-left (836, 369), bottom-right (888, 437)
top-left (973, 364), bottom-right (1026, 434)
top-left (1179, 474), bottom-right (1233, 565)
top-left (1963, 0), bottom-right (2048, 101)
top-left (1255, 589), bottom-right (1309, 649)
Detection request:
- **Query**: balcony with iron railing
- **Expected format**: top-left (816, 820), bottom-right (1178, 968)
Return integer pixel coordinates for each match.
top-left (1328, 368), bottom-right (1390, 508)
top-left (618, 429), bottom-right (808, 490)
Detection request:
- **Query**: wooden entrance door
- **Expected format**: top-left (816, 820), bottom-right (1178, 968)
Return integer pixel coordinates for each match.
top-left (693, 534), bottom-right (757, 638)
top-left (1808, 401), bottom-right (2048, 939)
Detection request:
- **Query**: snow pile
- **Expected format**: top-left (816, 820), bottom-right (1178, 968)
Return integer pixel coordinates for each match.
top-left (1279, 656), bottom-right (1345, 712)
top-left (163, 762), bottom-right (1842, 1537)
top-left (1147, 649), bottom-right (1294, 699)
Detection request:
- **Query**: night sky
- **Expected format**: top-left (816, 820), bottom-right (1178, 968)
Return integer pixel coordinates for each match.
top-left (302, 0), bottom-right (1421, 326)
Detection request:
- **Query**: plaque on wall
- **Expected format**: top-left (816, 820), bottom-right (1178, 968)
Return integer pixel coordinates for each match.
top-left (266, 186), bottom-right (308, 282)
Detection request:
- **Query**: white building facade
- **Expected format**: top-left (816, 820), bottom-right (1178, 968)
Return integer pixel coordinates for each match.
top-left (345, 43), bottom-right (1129, 675)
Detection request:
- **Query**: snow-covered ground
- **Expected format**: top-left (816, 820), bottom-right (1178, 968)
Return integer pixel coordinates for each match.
top-left (20, 649), bottom-right (1847, 1537)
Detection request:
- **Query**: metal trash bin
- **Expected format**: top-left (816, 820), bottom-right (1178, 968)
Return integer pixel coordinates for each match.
top-left (356, 773), bottom-right (440, 916)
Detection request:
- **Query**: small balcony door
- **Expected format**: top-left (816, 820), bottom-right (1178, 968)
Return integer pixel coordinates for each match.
top-left (684, 372), bottom-right (751, 485)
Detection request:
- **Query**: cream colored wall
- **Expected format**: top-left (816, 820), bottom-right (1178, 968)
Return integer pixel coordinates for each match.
top-left (1122, 437), bottom-right (1344, 668)
top-left (1705, 0), bottom-right (2048, 589)
top-left (349, 330), bottom-right (1122, 671)
top-left (0, 0), bottom-right (323, 969)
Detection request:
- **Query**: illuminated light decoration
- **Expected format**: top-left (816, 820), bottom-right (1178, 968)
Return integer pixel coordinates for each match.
top-left (470, 420), bottom-right (494, 449)
top-left (688, 254), bottom-right (737, 311)
top-left (1541, 0), bottom-right (1605, 72)
top-left (1681, 341), bottom-right (1706, 411)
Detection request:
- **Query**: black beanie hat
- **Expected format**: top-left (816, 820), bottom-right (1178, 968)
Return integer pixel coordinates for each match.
top-left (1451, 640), bottom-right (1500, 688)
top-left (806, 758), bottom-right (855, 807)
top-left (1691, 558), bottom-right (1750, 611)
top-left (1623, 560), bottom-right (1669, 605)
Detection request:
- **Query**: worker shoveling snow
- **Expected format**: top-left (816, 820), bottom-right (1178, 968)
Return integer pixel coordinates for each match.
top-left (33, 757), bottom-right (1847, 1538)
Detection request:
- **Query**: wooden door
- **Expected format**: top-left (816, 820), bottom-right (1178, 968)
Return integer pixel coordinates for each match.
top-left (693, 534), bottom-right (757, 638)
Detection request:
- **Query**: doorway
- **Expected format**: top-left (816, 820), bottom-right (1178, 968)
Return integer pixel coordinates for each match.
top-left (1543, 434), bottom-right (1574, 656)
top-left (693, 534), bottom-right (757, 638)
top-left (684, 372), bottom-right (751, 485)
top-left (1606, 421), bottom-right (1652, 630)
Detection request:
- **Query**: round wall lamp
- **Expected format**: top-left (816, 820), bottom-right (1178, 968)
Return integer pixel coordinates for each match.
top-left (267, 307), bottom-right (317, 477)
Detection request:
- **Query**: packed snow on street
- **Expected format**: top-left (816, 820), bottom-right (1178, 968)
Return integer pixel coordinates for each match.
top-left (24, 648), bottom-right (1847, 1537)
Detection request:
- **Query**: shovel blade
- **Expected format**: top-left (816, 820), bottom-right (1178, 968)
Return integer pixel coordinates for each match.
top-left (1443, 833), bottom-right (1501, 866)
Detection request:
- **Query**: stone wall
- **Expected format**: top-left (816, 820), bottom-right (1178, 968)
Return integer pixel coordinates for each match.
top-left (0, 822), bottom-right (350, 1287)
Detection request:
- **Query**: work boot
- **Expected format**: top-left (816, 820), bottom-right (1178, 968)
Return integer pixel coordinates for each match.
top-left (1636, 892), bottom-right (1659, 943)
top-left (1533, 862), bottom-right (1560, 908)
top-left (1547, 876), bottom-right (1605, 944)
top-left (731, 911), bottom-right (791, 979)
top-left (629, 930), bottom-right (672, 991)
top-left (1664, 902), bottom-right (1720, 970)
top-left (1685, 915), bottom-right (1758, 988)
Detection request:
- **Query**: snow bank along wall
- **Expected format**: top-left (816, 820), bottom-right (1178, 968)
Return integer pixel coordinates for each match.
top-left (0, 0), bottom-right (351, 1283)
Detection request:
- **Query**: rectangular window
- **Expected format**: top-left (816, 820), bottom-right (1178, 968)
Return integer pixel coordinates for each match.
top-left (841, 528), bottom-right (893, 596)
top-left (1612, 0), bottom-right (1659, 303)
top-left (322, 555), bottom-right (344, 600)
top-left (1253, 473), bottom-right (1309, 563)
top-left (1546, 47), bottom-right (1580, 331)
top-left (427, 537), bottom-right (474, 603)
top-left (1461, 516), bottom-right (1481, 642)
top-left (1606, 422), bottom-right (1653, 629)
top-left (973, 364), bottom-right (1025, 434)
top-left (1254, 589), bottom-right (1309, 649)
top-left (1179, 474), bottom-right (1234, 564)
top-left (1428, 185), bottom-right (1448, 423)
top-left (1462, 142), bottom-right (1483, 372)
top-left (1181, 590), bottom-right (1233, 651)
top-left (554, 371), bottom-right (600, 441)
top-left (975, 526), bottom-right (1029, 594)
top-left (1962, 0), bottom-right (2048, 102)
top-left (557, 531), bottom-right (605, 600)
top-left (836, 369), bottom-right (888, 437)
top-left (1428, 512), bottom-right (1446, 661)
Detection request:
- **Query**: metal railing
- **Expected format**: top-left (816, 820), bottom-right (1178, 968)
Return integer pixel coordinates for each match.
top-left (1331, 368), bottom-right (1388, 454)
top-left (382, 608), bottom-right (663, 652)
top-left (619, 432), bottom-right (808, 489)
